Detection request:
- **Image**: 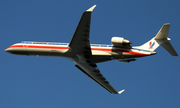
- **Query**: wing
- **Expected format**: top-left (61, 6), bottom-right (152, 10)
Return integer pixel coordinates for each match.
top-left (73, 59), bottom-right (123, 94)
top-left (68, 5), bottom-right (96, 55)
top-left (68, 5), bottom-right (124, 94)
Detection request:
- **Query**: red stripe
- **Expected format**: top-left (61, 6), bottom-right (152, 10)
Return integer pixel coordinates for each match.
top-left (92, 48), bottom-right (146, 55)
top-left (112, 49), bottom-right (146, 55)
top-left (91, 48), bottom-right (111, 51)
top-left (28, 45), bottom-right (69, 49)
top-left (10, 45), bottom-right (146, 56)
top-left (11, 45), bottom-right (69, 49)
top-left (6, 45), bottom-right (23, 50)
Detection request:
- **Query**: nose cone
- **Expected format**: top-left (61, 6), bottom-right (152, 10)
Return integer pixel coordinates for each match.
top-left (5, 48), bottom-right (10, 53)
top-left (5, 47), bottom-right (13, 53)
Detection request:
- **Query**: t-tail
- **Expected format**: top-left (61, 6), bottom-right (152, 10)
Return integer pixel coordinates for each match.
top-left (136, 23), bottom-right (178, 56)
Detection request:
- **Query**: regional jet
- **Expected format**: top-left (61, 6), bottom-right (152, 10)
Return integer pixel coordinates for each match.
top-left (5, 5), bottom-right (178, 94)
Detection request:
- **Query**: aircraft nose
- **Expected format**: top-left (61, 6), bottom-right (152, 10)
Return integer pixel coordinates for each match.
top-left (5, 47), bottom-right (13, 53)
top-left (5, 48), bottom-right (10, 52)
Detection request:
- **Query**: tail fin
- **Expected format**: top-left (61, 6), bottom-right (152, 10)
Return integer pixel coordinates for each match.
top-left (137, 23), bottom-right (178, 56)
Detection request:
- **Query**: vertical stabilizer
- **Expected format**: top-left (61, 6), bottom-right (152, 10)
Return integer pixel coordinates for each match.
top-left (154, 23), bottom-right (170, 39)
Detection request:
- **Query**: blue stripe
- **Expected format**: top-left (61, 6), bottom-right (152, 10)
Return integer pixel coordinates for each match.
top-left (149, 42), bottom-right (155, 49)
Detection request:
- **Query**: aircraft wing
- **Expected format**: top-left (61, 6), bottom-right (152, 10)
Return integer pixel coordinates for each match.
top-left (69, 5), bottom-right (124, 94)
top-left (68, 5), bottom-right (96, 55)
top-left (74, 59), bottom-right (124, 94)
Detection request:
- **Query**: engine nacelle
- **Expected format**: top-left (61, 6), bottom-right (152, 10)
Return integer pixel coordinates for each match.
top-left (111, 37), bottom-right (132, 47)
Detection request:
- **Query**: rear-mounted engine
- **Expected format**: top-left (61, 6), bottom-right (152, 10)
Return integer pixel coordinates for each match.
top-left (111, 37), bottom-right (132, 48)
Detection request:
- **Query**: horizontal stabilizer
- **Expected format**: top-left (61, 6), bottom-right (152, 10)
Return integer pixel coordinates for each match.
top-left (160, 40), bottom-right (178, 56)
top-left (154, 23), bottom-right (178, 56)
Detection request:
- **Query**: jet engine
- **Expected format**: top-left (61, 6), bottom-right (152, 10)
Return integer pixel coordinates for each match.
top-left (111, 37), bottom-right (132, 48)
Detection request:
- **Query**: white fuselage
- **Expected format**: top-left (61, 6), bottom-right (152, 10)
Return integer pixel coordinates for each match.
top-left (5, 41), bottom-right (155, 63)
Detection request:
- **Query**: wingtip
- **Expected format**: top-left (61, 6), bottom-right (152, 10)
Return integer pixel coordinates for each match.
top-left (86, 5), bottom-right (96, 12)
top-left (164, 23), bottom-right (170, 25)
top-left (118, 89), bottom-right (125, 94)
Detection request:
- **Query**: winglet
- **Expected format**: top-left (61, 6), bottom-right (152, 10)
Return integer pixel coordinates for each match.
top-left (86, 5), bottom-right (96, 12)
top-left (118, 89), bottom-right (125, 94)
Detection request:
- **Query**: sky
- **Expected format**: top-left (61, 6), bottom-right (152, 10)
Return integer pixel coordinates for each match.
top-left (1, 0), bottom-right (180, 108)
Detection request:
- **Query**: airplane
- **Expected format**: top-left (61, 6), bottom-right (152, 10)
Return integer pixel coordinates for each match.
top-left (5, 5), bottom-right (178, 94)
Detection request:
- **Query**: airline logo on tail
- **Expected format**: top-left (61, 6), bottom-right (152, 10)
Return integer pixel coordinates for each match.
top-left (149, 41), bottom-right (155, 49)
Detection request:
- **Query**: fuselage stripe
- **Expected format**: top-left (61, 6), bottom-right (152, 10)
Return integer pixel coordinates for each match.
top-left (7, 44), bottom-right (147, 56)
